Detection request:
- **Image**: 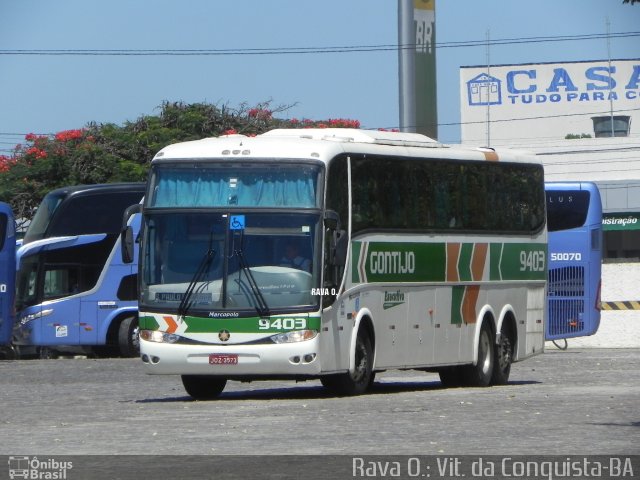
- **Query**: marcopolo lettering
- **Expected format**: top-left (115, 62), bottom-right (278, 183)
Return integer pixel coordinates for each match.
top-left (369, 250), bottom-right (416, 275)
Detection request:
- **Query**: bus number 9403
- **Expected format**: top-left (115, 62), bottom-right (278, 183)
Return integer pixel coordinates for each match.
top-left (258, 318), bottom-right (307, 330)
top-left (519, 250), bottom-right (545, 272)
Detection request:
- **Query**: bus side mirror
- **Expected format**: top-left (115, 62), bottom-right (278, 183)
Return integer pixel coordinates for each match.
top-left (122, 227), bottom-right (135, 264)
top-left (121, 204), bottom-right (141, 264)
top-left (323, 210), bottom-right (340, 231)
top-left (324, 210), bottom-right (347, 267)
top-left (334, 230), bottom-right (348, 267)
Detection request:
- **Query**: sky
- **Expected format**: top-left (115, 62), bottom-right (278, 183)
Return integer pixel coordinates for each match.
top-left (0, 0), bottom-right (638, 155)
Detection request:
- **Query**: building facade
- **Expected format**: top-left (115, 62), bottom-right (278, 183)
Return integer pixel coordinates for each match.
top-left (460, 59), bottom-right (640, 265)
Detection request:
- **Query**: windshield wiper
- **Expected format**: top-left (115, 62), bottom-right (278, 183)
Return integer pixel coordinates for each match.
top-left (177, 245), bottom-right (216, 319)
top-left (233, 246), bottom-right (270, 318)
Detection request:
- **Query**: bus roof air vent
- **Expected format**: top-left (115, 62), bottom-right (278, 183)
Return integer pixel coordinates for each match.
top-left (261, 128), bottom-right (443, 149)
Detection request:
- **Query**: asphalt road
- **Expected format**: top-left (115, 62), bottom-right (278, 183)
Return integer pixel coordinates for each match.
top-left (1, 348), bottom-right (638, 458)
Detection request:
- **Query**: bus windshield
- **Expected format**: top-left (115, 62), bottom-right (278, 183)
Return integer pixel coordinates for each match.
top-left (546, 190), bottom-right (591, 232)
top-left (147, 162), bottom-right (322, 209)
top-left (23, 189), bottom-right (145, 243)
top-left (141, 211), bottom-right (321, 315)
top-left (22, 191), bottom-right (66, 243)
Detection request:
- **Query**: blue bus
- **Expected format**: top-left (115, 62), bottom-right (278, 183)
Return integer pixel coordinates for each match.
top-left (545, 181), bottom-right (603, 341)
top-left (0, 202), bottom-right (16, 346)
top-left (13, 183), bottom-right (144, 357)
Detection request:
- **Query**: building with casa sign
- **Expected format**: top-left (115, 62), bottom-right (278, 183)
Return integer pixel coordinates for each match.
top-left (460, 58), bottom-right (640, 267)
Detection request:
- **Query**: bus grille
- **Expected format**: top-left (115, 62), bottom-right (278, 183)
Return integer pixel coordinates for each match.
top-left (547, 266), bottom-right (586, 337)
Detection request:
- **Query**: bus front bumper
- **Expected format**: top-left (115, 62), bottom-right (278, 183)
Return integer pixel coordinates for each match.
top-left (139, 336), bottom-right (322, 377)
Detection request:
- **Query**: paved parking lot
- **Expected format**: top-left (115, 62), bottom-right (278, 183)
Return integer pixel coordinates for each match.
top-left (0, 348), bottom-right (638, 456)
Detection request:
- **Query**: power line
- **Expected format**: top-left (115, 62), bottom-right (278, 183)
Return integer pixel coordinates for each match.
top-left (378, 107), bottom-right (640, 134)
top-left (1, 32), bottom-right (639, 56)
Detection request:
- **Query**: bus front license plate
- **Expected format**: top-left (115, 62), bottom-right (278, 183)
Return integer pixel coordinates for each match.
top-left (209, 354), bottom-right (238, 365)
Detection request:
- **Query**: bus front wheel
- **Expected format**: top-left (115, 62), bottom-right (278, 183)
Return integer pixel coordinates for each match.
top-left (181, 375), bottom-right (227, 400)
top-left (321, 329), bottom-right (373, 396)
top-left (118, 316), bottom-right (140, 358)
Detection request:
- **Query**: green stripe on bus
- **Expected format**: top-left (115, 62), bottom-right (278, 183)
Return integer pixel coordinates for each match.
top-left (489, 243), bottom-right (503, 281)
top-left (451, 286), bottom-right (465, 325)
top-left (495, 243), bottom-right (547, 281)
top-left (458, 244), bottom-right (473, 282)
top-left (351, 241), bottom-right (363, 283)
top-left (140, 315), bottom-right (159, 331)
top-left (356, 242), bottom-right (446, 283)
top-left (182, 315), bottom-right (322, 333)
top-left (353, 241), bottom-right (545, 284)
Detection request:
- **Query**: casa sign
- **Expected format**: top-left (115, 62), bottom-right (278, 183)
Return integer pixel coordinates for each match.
top-left (463, 60), bottom-right (640, 107)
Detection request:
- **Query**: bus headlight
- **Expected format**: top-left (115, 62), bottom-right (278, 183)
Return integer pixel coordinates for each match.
top-left (270, 329), bottom-right (318, 344)
top-left (139, 330), bottom-right (180, 344)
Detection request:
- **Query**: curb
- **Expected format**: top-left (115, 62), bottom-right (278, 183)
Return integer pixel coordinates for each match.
top-left (601, 301), bottom-right (640, 311)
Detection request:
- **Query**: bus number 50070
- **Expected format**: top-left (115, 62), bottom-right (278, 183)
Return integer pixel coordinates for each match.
top-left (550, 252), bottom-right (582, 262)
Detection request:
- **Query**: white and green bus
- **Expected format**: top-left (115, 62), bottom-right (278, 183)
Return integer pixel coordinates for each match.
top-left (122, 128), bottom-right (547, 399)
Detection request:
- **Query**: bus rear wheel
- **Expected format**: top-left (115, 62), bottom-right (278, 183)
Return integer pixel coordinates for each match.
top-left (181, 375), bottom-right (227, 400)
top-left (321, 329), bottom-right (373, 396)
top-left (462, 323), bottom-right (494, 387)
top-left (491, 331), bottom-right (513, 385)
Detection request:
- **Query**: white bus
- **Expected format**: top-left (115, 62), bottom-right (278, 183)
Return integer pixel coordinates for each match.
top-left (122, 128), bottom-right (547, 399)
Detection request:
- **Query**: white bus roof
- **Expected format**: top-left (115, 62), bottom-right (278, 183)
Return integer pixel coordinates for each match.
top-left (152, 128), bottom-right (539, 165)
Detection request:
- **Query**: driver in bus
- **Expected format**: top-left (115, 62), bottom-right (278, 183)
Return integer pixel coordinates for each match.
top-left (279, 242), bottom-right (311, 272)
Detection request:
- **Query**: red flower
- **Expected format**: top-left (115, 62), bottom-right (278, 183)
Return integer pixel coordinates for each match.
top-left (0, 155), bottom-right (16, 172)
top-left (55, 129), bottom-right (84, 142)
top-left (248, 108), bottom-right (272, 120)
top-left (25, 133), bottom-right (48, 143)
top-left (223, 129), bottom-right (238, 135)
top-left (26, 147), bottom-right (47, 159)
